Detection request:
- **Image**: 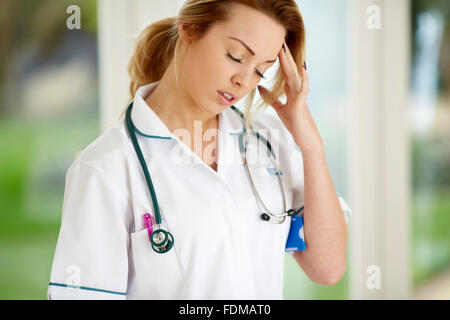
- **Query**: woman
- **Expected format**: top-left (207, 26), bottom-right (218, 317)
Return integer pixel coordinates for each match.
top-left (48, 0), bottom-right (350, 300)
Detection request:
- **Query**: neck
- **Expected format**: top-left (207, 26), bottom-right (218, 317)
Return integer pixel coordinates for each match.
top-left (144, 61), bottom-right (218, 137)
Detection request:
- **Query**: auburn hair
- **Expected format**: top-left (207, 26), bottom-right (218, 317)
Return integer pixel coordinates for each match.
top-left (125, 0), bottom-right (306, 130)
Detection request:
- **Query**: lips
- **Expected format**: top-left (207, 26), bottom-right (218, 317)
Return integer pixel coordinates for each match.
top-left (217, 90), bottom-right (238, 102)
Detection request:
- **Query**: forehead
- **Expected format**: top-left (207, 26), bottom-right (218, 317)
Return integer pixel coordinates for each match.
top-left (209, 4), bottom-right (285, 55)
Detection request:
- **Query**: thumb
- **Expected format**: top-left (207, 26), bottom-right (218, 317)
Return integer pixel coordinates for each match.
top-left (257, 85), bottom-right (283, 110)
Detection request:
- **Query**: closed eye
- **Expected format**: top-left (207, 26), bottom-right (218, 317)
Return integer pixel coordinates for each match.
top-left (226, 51), bottom-right (266, 79)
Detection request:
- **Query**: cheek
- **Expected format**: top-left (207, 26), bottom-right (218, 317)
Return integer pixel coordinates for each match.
top-left (185, 47), bottom-right (227, 91)
top-left (204, 53), bottom-right (227, 79)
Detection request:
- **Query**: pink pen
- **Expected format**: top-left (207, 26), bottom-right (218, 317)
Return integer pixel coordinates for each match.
top-left (143, 213), bottom-right (153, 241)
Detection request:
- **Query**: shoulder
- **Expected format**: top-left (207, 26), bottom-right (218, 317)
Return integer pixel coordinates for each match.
top-left (66, 118), bottom-right (132, 190)
top-left (73, 118), bottom-right (130, 166)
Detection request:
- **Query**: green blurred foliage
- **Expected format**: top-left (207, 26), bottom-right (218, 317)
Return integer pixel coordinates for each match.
top-left (0, 121), bottom-right (33, 220)
top-left (0, 116), bottom-right (99, 299)
top-left (412, 134), bottom-right (450, 193)
top-left (412, 189), bottom-right (450, 287)
top-left (0, 0), bottom-right (99, 299)
top-left (410, 0), bottom-right (450, 290)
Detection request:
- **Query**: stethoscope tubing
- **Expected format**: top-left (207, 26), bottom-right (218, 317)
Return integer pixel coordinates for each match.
top-left (239, 132), bottom-right (287, 223)
top-left (232, 106), bottom-right (299, 224)
top-left (125, 102), bottom-right (304, 252)
top-left (125, 102), bottom-right (164, 226)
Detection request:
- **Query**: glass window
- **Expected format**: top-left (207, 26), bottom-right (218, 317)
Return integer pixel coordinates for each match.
top-left (0, 0), bottom-right (99, 299)
top-left (410, 0), bottom-right (450, 292)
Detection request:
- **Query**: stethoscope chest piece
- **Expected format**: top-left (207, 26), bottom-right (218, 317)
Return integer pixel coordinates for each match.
top-left (150, 229), bottom-right (174, 254)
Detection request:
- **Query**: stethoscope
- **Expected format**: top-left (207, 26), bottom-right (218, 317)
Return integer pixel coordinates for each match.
top-left (125, 101), bottom-right (303, 254)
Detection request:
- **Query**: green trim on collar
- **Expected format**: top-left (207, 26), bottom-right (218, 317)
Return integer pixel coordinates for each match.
top-left (132, 122), bottom-right (175, 140)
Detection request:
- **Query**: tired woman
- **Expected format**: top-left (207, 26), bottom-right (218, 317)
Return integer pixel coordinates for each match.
top-left (48, 0), bottom-right (349, 299)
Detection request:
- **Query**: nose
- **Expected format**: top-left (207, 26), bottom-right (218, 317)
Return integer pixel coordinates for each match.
top-left (232, 70), bottom-right (252, 90)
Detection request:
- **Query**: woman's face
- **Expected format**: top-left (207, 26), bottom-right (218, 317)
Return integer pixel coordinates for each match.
top-left (179, 3), bottom-right (286, 115)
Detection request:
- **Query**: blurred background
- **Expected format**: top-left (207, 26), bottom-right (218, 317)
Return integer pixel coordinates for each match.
top-left (0, 0), bottom-right (448, 299)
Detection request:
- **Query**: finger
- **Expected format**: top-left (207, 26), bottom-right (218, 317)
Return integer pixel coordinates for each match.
top-left (299, 65), bottom-right (309, 97)
top-left (280, 41), bottom-right (301, 93)
top-left (278, 44), bottom-right (290, 79)
top-left (283, 41), bottom-right (302, 80)
top-left (257, 85), bottom-right (284, 110)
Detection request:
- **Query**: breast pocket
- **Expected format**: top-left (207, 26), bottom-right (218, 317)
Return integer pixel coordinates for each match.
top-left (129, 224), bottom-right (184, 299)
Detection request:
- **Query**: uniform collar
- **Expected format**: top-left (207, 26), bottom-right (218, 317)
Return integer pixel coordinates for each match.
top-left (130, 81), bottom-right (244, 141)
top-left (131, 81), bottom-right (177, 140)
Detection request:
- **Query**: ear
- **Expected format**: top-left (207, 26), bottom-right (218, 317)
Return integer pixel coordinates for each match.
top-left (178, 23), bottom-right (197, 44)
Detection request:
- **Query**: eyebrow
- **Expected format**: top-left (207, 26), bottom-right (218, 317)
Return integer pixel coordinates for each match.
top-left (227, 36), bottom-right (277, 64)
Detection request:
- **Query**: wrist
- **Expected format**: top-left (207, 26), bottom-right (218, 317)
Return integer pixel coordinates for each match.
top-left (295, 138), bottom-right (324, 156)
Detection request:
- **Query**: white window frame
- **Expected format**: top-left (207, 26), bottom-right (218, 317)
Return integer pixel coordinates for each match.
top-left (346, 0), bottom-right (411, 299)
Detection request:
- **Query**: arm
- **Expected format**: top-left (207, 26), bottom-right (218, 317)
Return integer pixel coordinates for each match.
top-left (258, 40), bottom-right (347, 285)
top-left (48, 162), bottom-right (131, 299)
top-left (292, 144), bottom-right (347, 286)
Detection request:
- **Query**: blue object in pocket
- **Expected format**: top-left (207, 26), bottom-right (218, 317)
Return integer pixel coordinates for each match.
top-left (285, 213), bottom-right (306, 252)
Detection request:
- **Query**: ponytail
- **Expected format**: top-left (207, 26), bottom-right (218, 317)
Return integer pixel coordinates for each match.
top-left (119, 17), bottom-right (179, 118)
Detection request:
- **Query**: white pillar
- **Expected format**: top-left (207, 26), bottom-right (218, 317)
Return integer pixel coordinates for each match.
top-left (347, 0), bottom-right (411, 299)
top-left (98, 0), bottom-right (182, 132)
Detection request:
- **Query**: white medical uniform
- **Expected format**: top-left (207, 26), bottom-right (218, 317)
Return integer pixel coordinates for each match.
top-left (47, 81), bottom-right (351, 300)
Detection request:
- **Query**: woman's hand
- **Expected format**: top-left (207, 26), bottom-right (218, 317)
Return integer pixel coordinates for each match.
top-left (257, 40), bottom-right (323, 153)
